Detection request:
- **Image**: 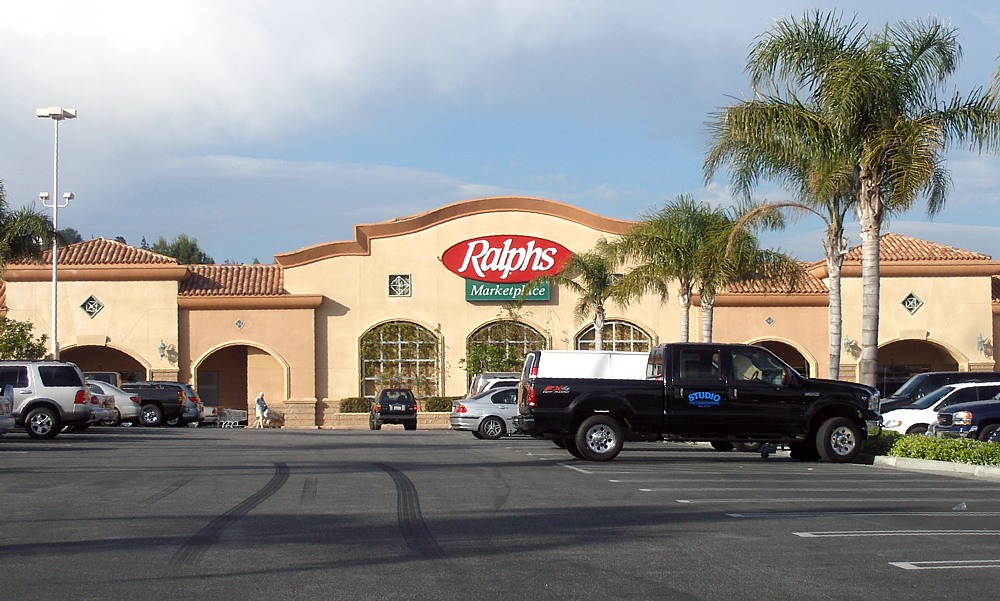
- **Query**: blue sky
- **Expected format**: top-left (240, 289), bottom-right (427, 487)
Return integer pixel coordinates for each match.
top-left (3, 1), bottom-right (1000, 264)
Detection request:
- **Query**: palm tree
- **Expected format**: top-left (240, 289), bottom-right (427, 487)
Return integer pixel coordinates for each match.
top-left (614, 195), bottom-right (800, 343)
top-left (526, 239), bottom-right (625, 351)
top-left (706, 108), bottom-right (856, 378)
top-left (0, 181), bottom-right (55, 269)
top-left (707, 11), bottom-right (1000, 387)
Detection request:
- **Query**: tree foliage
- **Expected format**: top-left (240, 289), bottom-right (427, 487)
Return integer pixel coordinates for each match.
top-left (0, 316), bottom-right (48, 360)
top-left (150, 234), bottom-right (215, 264)
top-left (0, 181), bottom-right (55, 270)
top-left (705, 10), bottom-right (1000, 385)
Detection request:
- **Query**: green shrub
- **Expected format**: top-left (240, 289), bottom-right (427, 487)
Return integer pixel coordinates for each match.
top-left (860, 430), bottom-right (901, 456)
top-left (888, 434), bottom-right (1000, 465)
top-left (424, 396), bottom-right (462, 412)
top-left (338, 397), bottom-right (370, 413)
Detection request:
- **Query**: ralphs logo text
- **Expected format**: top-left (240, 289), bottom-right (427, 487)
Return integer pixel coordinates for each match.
top-left (442, 235), bottom-right (572, 283)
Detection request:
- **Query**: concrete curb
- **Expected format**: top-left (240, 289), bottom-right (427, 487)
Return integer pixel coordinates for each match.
top-left (872, 455), bottom-right (1000, 481)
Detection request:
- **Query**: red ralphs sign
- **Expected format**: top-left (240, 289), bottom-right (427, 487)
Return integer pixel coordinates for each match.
top-left (442, 236), bottom-right (572, 283)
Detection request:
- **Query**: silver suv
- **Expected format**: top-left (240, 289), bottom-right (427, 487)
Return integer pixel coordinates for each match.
top-left (0, 361), bottom-right (91, 439)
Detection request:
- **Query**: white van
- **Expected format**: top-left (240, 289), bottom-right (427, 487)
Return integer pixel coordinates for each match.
top-left (522, 350), bottom-right (649, 381)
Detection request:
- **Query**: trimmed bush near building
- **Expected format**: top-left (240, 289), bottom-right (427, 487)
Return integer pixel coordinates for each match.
top-left (338, 397), bottom-right (370, 413)
top-left (424, 396), bottom-right (462, 412)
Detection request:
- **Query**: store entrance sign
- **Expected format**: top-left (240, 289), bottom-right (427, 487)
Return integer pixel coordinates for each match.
top-left (442, 235), bottom-right (571, 283)
top-left (466, 280), bottom-right (550, 302)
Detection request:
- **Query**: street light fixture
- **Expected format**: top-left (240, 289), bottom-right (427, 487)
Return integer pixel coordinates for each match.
top-left (37, 106), bottom-right (77, 360)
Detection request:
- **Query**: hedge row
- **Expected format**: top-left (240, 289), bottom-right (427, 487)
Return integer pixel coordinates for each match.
top-left (861, 430), bottom-right (1000, 465)
top-left (337, 396), bottom-right (462, 413)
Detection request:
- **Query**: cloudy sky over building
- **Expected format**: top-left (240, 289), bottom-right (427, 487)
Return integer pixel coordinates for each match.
top-left (4, 1), bottom-right (1000, 264)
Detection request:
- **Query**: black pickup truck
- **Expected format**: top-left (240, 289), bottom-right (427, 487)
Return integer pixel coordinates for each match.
top-left (120, 383), bottom-right (184, 427)
top-left (513, 343), bottom-right (881, 462)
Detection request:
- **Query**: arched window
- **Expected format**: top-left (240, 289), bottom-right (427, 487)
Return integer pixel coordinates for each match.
top-left (465, 321), bottom-right (546, 382)
top-left (575, 320), bottom-right (652, 352)
top-left (360, 321), bottom-right (439, 400)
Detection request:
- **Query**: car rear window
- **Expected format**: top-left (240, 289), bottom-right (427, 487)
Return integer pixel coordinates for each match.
top-left (38, 366), bottom-right (83, 387)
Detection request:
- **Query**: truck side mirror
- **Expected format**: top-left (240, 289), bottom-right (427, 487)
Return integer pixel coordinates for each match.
top-left (782, 369), bottom-right (792, 386)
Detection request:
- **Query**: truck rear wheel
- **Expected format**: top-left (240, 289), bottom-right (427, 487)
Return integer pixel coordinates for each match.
top-left (574, 415), bottom-right (623, 461)
top-left (816, 417), bottom-right (861, 463)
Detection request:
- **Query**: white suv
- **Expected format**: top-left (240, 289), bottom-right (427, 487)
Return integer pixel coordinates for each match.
top-left (0, 361), bottom-right (92, 439)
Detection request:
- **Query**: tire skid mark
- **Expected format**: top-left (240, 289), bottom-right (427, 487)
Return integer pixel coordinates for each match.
top-left (373, 462), bottom-right (446, 560)
top-left (300, 477), bottom-right (318, 504)
top-left (172, 462), bottom-right (290, 566)
top-left (143, 476), bottom-right (193, 504)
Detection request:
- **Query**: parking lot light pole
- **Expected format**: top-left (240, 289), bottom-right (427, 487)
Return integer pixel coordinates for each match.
top-left (36, 107), bottom-right (77, 361)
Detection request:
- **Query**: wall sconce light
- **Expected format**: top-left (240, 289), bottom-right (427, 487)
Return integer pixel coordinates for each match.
top-left (843, 335), bottom-right (852, 352)
top-left (977, 334), bottom-right (986, 353)
top-left (158, 340), bottom-right (166, 358)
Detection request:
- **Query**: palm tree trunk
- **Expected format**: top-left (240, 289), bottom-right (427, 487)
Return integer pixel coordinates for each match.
top-left (678, 289), bottom-right (691, 342)
top-left (825, 235), bottom-right (845, 380)
top-left (700, 293), bottom-right (715, 343)
top-left (857, 173), bottom-right (883, 388)
top-left (593, 307), bottom-right (606, 351)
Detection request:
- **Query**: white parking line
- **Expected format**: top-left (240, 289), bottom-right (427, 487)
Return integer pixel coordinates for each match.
top-left (889, 560), bottom-right (1000, 570)
top-left (634, 487), bottom-right (991, 492)
top-left (794, 529), bottom-right (1000, 537)
top-left (728, 511), bottom-right (1000, 518)
top-left (673, 497), bottom-right (997, 503)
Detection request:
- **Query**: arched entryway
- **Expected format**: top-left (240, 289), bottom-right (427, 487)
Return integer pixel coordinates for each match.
top-left (194, 344), bottom-right (287, 411)
top-left (875, 339), bottom-right (961, 397)
top-left (754, 340), bottom-right (811, 377)
top-left (61, 345), bottom-right (146, 382)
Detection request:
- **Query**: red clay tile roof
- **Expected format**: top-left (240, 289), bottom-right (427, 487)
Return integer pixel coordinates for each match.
top-left (26, 238), bottom-right (179, 265)
top-left (179, 264), bottom-right (285, 297)
top-left (843, 232), bottom-right (992, 262)
top-left (724, 266), bottom-right (828, 295)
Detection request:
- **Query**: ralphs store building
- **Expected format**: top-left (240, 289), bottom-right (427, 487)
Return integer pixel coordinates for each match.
top-left (4, 195), bottom-right (1000, 428)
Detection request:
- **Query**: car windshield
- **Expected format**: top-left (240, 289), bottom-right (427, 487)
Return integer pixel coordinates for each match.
top-left (910, 386), bottom-right (954, 410)
top-left (469, 390), bottom-right (494, 400)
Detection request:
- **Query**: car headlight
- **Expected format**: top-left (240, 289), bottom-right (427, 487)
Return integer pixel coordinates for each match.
top-left (882, 419), bottom-right (902, 429)
top-left (952, 411), bottom-right (973, 427)
top-left (868, 391), bottom-right (880, 413)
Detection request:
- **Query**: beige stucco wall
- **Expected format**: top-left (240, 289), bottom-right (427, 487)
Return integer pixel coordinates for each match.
top-left (710, 305), bottom-right (828, 376)
top-left (5, 278), bottom-right (178, 376)
top-left (180, 307), bottom-right (317, 404)
top-left (839, 274), bottom-right (993, 371)
top-left (282, 210), bottom-right (682, 402)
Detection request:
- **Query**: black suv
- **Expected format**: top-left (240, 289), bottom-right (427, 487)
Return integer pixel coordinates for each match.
top-left (369, 388), bottom-right (417, 431)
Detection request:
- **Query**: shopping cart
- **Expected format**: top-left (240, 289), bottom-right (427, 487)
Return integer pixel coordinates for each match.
top-left (218, 408), bottom-right (248, 428)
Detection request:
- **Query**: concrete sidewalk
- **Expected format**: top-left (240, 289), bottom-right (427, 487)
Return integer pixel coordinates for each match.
top-left (872, 455), bottom-right (1000, 481)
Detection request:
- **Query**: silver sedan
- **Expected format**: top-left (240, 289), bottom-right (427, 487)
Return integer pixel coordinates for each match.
top-left (87, 380), bottom-right (143, 426)
top-left (450, 386), bottom-right (519, 440)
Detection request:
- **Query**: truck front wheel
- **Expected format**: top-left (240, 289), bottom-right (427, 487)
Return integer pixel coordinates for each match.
top-left (816, 417), bottom-right (861, 463)
top-left (575, 415), bottom-right (623, 461)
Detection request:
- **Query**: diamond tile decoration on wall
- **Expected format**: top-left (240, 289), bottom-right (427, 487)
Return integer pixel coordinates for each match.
top-left (81, 295), bottom-right (104, 319)
top-left (902, 292), bottom-right (923, 315)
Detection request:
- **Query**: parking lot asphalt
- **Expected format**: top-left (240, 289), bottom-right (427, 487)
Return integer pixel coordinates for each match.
top-left (2, 428), bottom-right (999, 601)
